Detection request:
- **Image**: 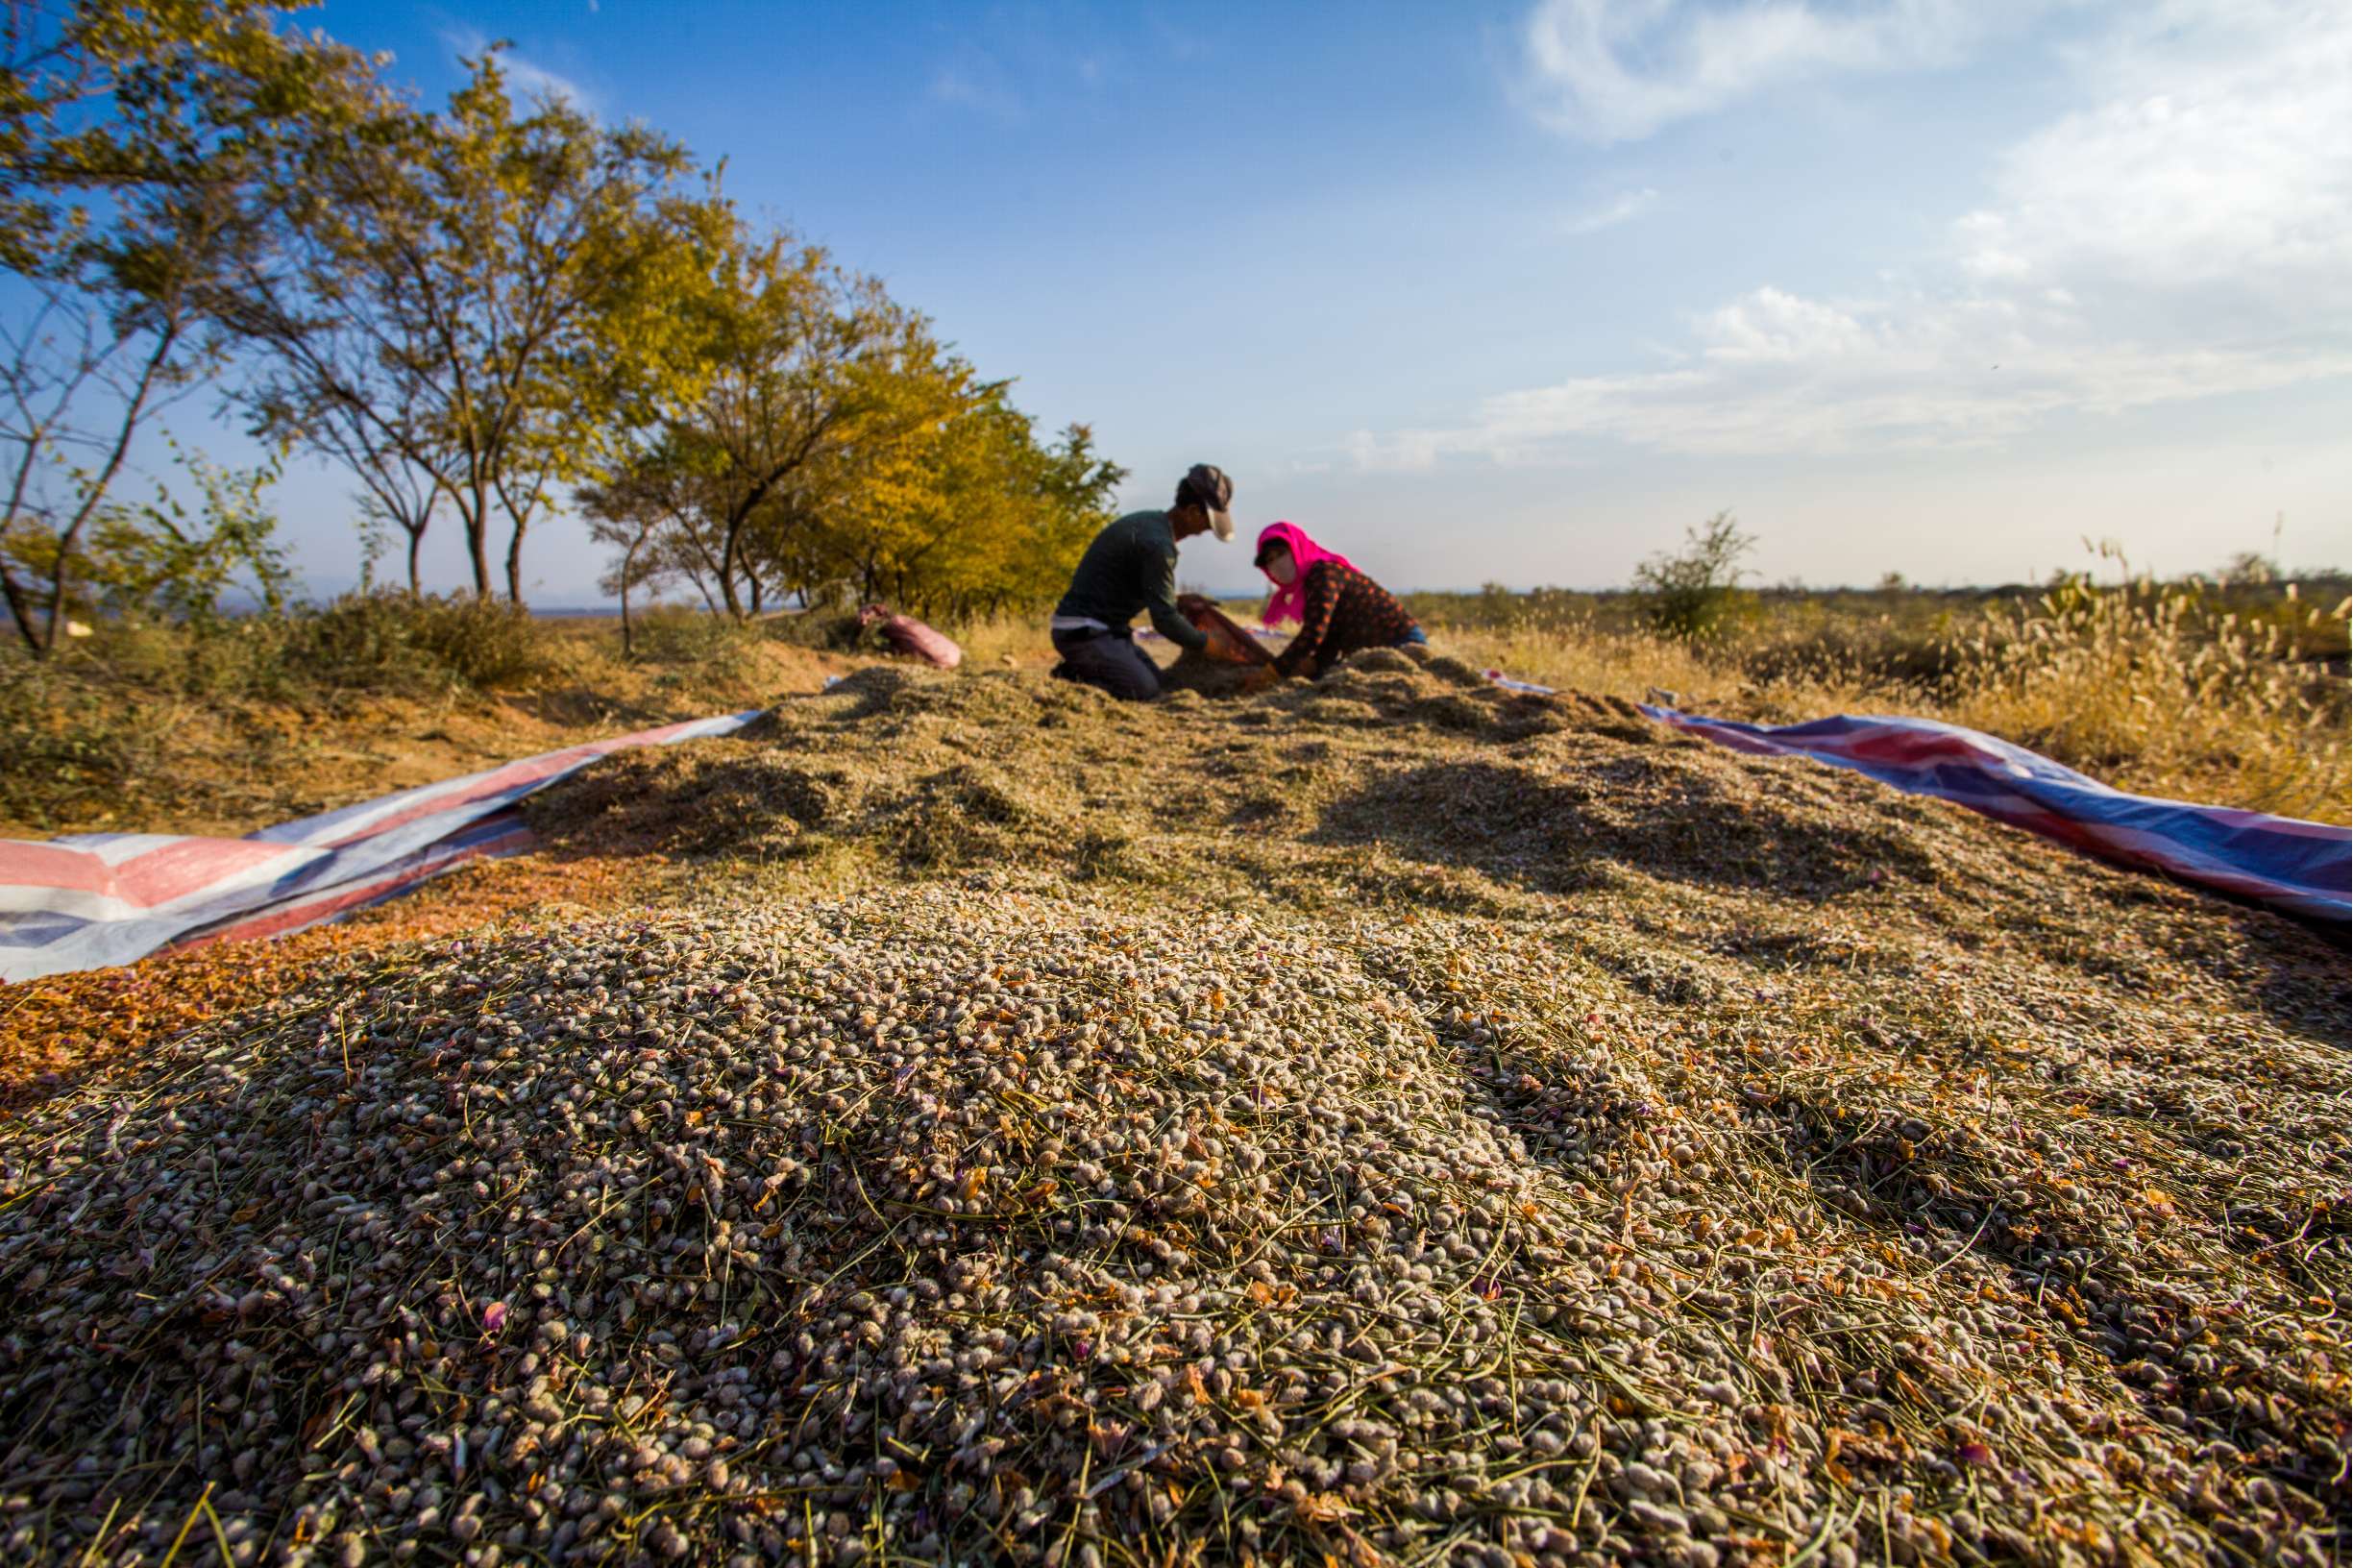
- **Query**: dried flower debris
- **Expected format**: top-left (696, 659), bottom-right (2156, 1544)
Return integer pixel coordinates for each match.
top-left (1, 853), bottom-right (660, 1112)
top-left (0, 650), bottom-right (2342, 1567)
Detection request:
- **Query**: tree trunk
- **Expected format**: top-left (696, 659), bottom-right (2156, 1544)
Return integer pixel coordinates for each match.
top-left (466, 484), bottom-right (494, 599)
top-left (1, 560), bottom-right (44, 656)
top-left (504, 523), bottom-right (527, 608)
top-left (619, 544), bottom-right (637, 658)
top-left (717, 526), bottom-right (747, 621)
top-left (405, 527), bottom-right (425, 597)
top-left (37, 529), bottom-right (83, 655)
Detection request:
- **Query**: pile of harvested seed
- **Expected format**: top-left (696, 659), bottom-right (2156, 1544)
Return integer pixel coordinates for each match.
top-left (0, 853), bottom-right (665, 1108)
top-left (1, 652), bottom-right (2344, 1567)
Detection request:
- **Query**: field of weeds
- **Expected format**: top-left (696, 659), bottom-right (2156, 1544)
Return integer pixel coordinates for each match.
top-left (0, 602), bottom-right (856, 840)
top-left (4, 573), bottom-right (2341, 840)
top-left (1, 649), bottom-right (2343, 1567)
top-left (964, 572), bottom-right (2350, 826)
top-left (1412, 575), bottom-right (2349, 825)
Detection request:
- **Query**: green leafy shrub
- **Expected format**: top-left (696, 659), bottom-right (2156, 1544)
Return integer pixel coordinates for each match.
top-left (1633, 512), bottom-right (1756, 641)
top-left (282, 593), bottom-right (547, 693)
top-left (630, 606), bottom-right (765, 668)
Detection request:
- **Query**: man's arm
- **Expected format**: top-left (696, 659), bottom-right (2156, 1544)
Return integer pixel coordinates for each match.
top-left (1143, 544), bottom-right (1209, 651)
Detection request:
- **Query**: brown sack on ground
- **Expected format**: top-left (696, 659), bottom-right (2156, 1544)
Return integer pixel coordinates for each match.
top-left (859, 603), bottom-right (963, 669)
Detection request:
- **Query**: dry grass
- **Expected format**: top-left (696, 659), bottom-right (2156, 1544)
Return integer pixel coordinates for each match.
top-left (0, 614), bottom-right (857, 839)
top-left (1942, 577), bottom-right (2349, 821)
top-left (937, 586), bottom-right (2349, 825)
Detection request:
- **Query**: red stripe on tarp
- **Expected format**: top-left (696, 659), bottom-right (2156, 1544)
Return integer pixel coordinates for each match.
top-left (174, 826), bottom-right (539, 950)
top-left (104, 837), bottom-right (310, 908)
top-left (316, 716), bottom-right (745, 849)
top-left (320, 760), bottom-right (585, 847)
top-left (0, 841), bottom-right (125, 896)
top-left (0, 836), bottom-right (308, 907)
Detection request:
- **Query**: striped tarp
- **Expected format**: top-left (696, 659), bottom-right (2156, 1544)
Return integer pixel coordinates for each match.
top-left (6, 679), bottom-right (2342, 984)
top-left (1477, 666), bottom-right (2348, 919)
top-left (0, 710), bottom-right (758, 983)
top-left (1636, 703), bottom-right (2348, 922)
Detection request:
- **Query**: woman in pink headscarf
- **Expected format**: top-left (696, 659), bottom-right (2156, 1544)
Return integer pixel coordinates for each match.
top-left (1254, 521), bottom-right (1424, 680)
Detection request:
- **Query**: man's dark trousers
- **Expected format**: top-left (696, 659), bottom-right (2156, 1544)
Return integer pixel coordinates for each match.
top-left (1052, 627), bottom-right (1161, 701)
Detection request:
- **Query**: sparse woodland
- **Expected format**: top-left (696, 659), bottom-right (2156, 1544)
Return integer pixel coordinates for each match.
top-left (0, 0), bottom-right (1123, 662)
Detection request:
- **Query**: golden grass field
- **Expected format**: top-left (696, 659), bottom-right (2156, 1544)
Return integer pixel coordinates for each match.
top-left (4, 572), bottom-right (2341, 843)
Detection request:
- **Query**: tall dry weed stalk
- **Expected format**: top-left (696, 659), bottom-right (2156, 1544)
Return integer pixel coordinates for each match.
top-left (1943, 562), bottom-right (2348, 821)
top-left (944, 609), bottom-right (1053, 670)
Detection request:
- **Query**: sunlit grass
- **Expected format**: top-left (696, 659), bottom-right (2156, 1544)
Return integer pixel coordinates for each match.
top-left (946, 576), bottom-right (2349, 824)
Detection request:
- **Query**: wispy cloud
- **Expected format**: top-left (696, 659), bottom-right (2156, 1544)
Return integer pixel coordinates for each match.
top-left (1357, 1), bottom-right (2349, 467)
top-left (924, 35), bottom-right (1036, 122)
top-left (1518, 0), bottom-right (2041, 143)
top-left (929, 16), bottom-right (1124, 118)
top-left (1562, 187), bottom-right (1659, 234)
top-left (1954, 3), bottom-right (2348, 304)
top-left (441, 26), bottom-right (599, 113)
top-left (929, 66), bottom-right (1016, 117)
top-left (1347, 295), bottom-right (2339, 468)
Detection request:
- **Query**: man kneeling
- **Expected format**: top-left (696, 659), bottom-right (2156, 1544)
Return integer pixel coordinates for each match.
top-left (1047, 464), bottom-right (1234, 700)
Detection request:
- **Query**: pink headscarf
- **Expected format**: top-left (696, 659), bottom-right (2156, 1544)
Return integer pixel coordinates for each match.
top-left (1256, 521), bottom-right (1358, 627)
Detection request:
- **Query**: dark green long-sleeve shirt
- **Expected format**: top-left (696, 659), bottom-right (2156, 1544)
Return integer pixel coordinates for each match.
top-left (1052, 511), bottom-right (1208, 651)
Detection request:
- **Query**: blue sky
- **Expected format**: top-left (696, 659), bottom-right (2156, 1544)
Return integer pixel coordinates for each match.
top-left (226, 0), bottom-right (2348, 600)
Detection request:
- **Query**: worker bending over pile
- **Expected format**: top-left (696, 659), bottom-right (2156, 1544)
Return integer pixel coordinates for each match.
top-left (1255, 521), bottom-right (1424, 680)
top-left (1048, 464), bottom-right (1235, 701)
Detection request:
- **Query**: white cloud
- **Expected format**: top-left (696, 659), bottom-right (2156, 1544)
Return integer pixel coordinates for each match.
top-left (927, 52), bottom-right (1023, 119)
top-left (1520, 0), bottom-right (2040, 143)
top-left (1955, 2), bottom-right (2348, 304)
top-left (1349, 302), bottom-right (2336, 468)
top-left (1562, 186), bottom-right (1659, 234)
top-left (502, 56), bottom-right (596, 112)
top-left (441, 27), bottom-right (598, 113)
top-left (1353, 1), bottom-right (2347, 467)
